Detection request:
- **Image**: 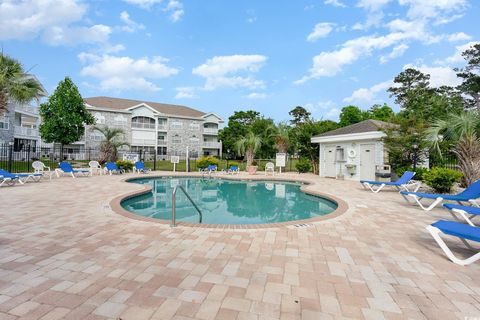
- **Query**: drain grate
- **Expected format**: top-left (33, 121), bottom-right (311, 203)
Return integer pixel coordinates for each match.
top-left (293, 223), bottom-right (311, 228)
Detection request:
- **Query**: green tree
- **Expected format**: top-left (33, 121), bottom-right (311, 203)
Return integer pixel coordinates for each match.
top-left (339, 105), bottom-right (367, 127)
top-left (273, 122), bottom-right (291, 153)
top-left (93, 126), bottom-right (130, 163)
top-left (288, 106), bottom-right (311, 126)
top-left (367, 104), bottom-right (395, 121)
top-left (455, 43), bottom-right (480, 111)
top-left (219, 110), bottom-right (261, 155)
top-left (251, 117), bottom-right (276, 158)
top-left (0, 53), bottom-right (44, 114)
top-left (427, 111), bottom-right (480, 186)
top-left (235, 131), bottom-right (262, 166)
top-left (39, 77), bottom-right (95, 145)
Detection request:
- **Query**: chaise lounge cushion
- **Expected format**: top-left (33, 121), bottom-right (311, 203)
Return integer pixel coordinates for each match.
top-left (431, 220), bottom-right (480, 242)
top-left (443, 204), bottom-right (480, 215)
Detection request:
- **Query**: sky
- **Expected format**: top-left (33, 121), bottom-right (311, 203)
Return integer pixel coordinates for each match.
top-left (1, 0), bottom-right (479, 124)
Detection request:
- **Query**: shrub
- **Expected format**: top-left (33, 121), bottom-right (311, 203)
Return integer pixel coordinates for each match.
top-left (116, 160), bottom-right (134, 171)
top-left (196, 156), bottom-right (219, 169)
top-left (395, 166), bottom-right (429, 181)
top-left (296, 158), bottom-right (312, 173)
top-left (228, 161), bottom-right (240, 168)
top-left (423, 167), bottom-right (463, 193)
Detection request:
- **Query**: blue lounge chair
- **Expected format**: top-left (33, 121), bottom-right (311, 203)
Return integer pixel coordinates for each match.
top-left (56, 162), bottom-right (90, 178)
top-left (0, 170), bottom-right (20, 186)
top-left (443, 204), bottom-right (480, 227)
top-left (227, 165), bottom-right (239, 175)
top-left (0, 169), bottom-right (42, 185)
top-left (204, 165), bottom-right (217, 173)
top-left (361, 171), bottom-right (419, 193)
top-left (133, 161), bottom-right (151, 174)
top-left (426, 220), bottom-right (480, 265)
top-left (400, 179), bottom-right (480, 211)
top-left (105, 162), bottom-right (122, 175)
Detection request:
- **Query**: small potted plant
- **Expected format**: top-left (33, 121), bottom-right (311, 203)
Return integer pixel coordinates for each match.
top-left (247, 160), bottom-right (258, 175)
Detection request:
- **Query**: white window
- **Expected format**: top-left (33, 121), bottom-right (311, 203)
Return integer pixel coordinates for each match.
top-left (114, 115), bottom-right (127, 126)
top-left (132, 116), bottom-right (155, 129)
top-left (172, 134), bottom-right (182, 144)
top-left (171, 121), bottom-right (183, 129)
top-left (189, 122), bottom-right (199, 129)
top-left (190, 135), bottom-right (199, 143)
top-left (91, 131), bottom-right (104, 141)
top-left (0, 116), bottom-right (9, 130)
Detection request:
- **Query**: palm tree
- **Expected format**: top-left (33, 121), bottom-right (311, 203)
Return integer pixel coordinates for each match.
top-left (274, 122), bottom-right (290, 153)
top-left (426, 111), bottom-right (480, 186)
top-left (235, 131), bottom-right (262, 166)
top-left (0, 53), bottom-right (44, 114)
top-left (93, 126), bottom-right (130, 163)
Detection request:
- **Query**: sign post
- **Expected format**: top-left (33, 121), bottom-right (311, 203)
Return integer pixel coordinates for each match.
top-left (171, 156), bottom-right (180, 172)
top-left (275, 153), bottom-right (286, 173)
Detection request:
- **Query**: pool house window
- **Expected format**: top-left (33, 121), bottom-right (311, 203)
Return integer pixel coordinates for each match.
top-left (132, 116), bottom-right (155, 129)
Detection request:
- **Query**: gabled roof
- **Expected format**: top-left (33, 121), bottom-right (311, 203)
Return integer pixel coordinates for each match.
top-left (84, 96), bottom-right (207, 118)
top-left (313, 119), bottom-right (395, 138)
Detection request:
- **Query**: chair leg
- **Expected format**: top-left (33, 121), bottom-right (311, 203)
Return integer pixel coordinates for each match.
top-left (426, 225), bottom-right (480, 266)
top-left (452, 209), bottom-right (477, 227)
top-left (409, 195), bottom-right (443, 211)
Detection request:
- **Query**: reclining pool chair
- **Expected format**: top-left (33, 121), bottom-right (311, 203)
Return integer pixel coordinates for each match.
top-left (227, 165), bottom-right (239, 175)
top-left (105, 162), bottom-right (122, 175)
top-left (426, 220), bottom-right (480, 266)
top-left (56, 162), bottom-right (90, 178)
top-left (133, 161), bottom-right (151, 173)
top-left (361, 171), bottom-right (419, 193)
top-left (400, 179), bottom-right (480, 211)
top-left (443, 203), bottom-right (480, 227)
top-left (0, 169), bottom-right (42, 186)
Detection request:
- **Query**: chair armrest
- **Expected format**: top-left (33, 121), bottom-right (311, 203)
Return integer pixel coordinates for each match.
top-left (469, 199), bottom-right (480, 207)
top-left (45, 166), bottom-right (51, 171)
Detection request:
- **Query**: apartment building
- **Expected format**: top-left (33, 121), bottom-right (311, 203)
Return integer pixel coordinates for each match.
top-left (78, 96), bottom-right (223, 158)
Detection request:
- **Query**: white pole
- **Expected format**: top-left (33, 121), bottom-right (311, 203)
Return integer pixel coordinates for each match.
top-left (186, 146), bottom-right (189, 172)
top-left (173, 162), bottom-right (176, 172)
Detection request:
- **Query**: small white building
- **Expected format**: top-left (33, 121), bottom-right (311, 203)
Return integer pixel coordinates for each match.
top-left (311, 120), bottom-right (393, 181)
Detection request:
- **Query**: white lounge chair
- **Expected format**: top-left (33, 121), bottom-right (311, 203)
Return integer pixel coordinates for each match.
top-left (443, 204), bottom-right (480, 227)
top-left (361, 171), bottom-right (420, 193)
top-left (89, 161), bottom-right (103, 176)
top-left (427, 220), bottom-right (480, 266)
top-left (32, 161), bottom-right (54, 180)
top-left (265, 162), bottom-right (275, 176)
top-left (56, 162), bottom-right (90, 178)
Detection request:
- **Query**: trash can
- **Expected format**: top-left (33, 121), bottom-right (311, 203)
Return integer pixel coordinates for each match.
top-left (375, 165), bottom-right (391, 182)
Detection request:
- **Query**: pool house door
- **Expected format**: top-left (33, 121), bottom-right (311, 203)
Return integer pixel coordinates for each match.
top-left (359, 144), bottom-right (376, 180)
top-left (324, 146), bottom-right (336, 178)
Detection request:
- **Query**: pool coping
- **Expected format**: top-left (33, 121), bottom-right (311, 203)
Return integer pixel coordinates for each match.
top-left (109, 172), bottom-right (349, 229)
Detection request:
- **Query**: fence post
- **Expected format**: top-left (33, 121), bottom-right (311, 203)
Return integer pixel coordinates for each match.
top-left (8, 143), bottom-right (13, 173)
top-left (153, 150), bottom-right (157, 171)
top-left (27, 145), bottom-right (31, 172)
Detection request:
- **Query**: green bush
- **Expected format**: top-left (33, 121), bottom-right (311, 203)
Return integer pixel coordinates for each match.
top-left (296, 158), bottom-right (312, 173)
top-left (228, 161), bottom-right (240, 168)
top-left (423, 167), bottom-right (463, 193)
top-left (395, 166), bottom-right (429, 181)
top-left (116, 160), bottom-right (134, 171)
top-left (196, 156), bottom-right (219, 169)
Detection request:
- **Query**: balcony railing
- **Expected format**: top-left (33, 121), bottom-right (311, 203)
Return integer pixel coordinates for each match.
top-left (158, 140), bottom-right (167, 146)
top-left (15, 104), bottom-right (39, 115)
top-left (14, 126), bottom-right (38, 137)
top-left (132, 138), bottom-right (156, 146)
top-left (203, 141), bottom-right (221, 148)
top-left (158, 124), bottom-right (168, 130)
top-left (203, 128), bottom-right (218, 135)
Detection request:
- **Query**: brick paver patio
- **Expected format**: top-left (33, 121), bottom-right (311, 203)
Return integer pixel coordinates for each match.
top-left (0, 172), bottom-right (479, 320)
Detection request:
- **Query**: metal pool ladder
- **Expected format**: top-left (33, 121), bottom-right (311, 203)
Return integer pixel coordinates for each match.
top-left (171, 185), bottom-right (203, 227)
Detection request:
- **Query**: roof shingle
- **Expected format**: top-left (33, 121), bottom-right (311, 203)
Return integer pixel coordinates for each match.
top-left (313, 119), bottom-right (394, 138)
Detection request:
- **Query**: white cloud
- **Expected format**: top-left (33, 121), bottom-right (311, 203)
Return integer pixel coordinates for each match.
top-left (192, 55), bottom-right (267, 90)
top-left (343, 80), bottom-right (392, 105)
top-left (447, 32), bottom-right (472, 42)
top-left (305, 100), bottom-right (340, 120)
top-left (120, 11), bottom-right (145, 33)
top-left (79, 53), bottom-right (179, 92)
top-left (353, 0), bottom-right (392, 30)
top-left (379, 44), bottom-right (408, 64)
top-left (247, 92), bottom-right (267, 99)
top-left (435, 41), bottom-right (477, 66)
top-left (42, 24), bottom-right (112, 46)
top-left (0, 0), bottom-right (112, 46)
top-left (399, 0), bottom-right (468, 22)
top-left (164, 0), bottom-right (184, 22)
top-left (122, 0), bottom-right (163, 9)
top-left (405, 64), bottom-right (461, 88)
top-left (307, 23), bottom-right (334, 42)
top-left (324, 0), bottom-right (346, 8)
top-left (175, 87), bottom-right (197, 99)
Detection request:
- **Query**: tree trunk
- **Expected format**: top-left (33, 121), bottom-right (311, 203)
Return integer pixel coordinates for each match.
top-left (0, 92), bottom-right (8, 115)
top-left (454, 133), bottom-right (480, 187)
top-left (246, 149), bottom-right (254, 166)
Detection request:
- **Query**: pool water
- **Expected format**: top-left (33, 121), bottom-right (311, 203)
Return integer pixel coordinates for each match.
top-left (121, 177), bottom-right (338, 225)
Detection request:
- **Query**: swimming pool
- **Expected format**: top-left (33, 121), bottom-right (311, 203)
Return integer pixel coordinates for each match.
top-left (121, 177), bottom-right (338, 225)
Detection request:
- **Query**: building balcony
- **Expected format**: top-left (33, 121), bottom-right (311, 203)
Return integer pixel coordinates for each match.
top-left (158, 124), bottom-right (168, 131)
top-left (158, 140), bottom-right (167, 146)
top-left (132, 138), bottom-right (156, 146)
top-left (203, 128), bottom-right (218, 135)
top-left (14, 126), bottom-right (39, 138)
top-left (203, 141), bottom-right (221, 149)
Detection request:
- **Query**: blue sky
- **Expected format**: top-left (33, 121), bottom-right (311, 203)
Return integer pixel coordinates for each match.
top-left (1, 0), bottom-right (478, 123)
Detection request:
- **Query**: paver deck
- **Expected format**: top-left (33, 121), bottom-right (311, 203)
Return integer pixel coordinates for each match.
top-left (0, 172), bottom-right (479, 320)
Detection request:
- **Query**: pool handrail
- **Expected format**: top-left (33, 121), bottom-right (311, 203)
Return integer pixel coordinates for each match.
top-left (171, 184), bottom-right (203, 227)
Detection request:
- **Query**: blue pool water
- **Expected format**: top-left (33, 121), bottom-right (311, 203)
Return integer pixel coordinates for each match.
top-left (121, 177), bottom-right (338, 225)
